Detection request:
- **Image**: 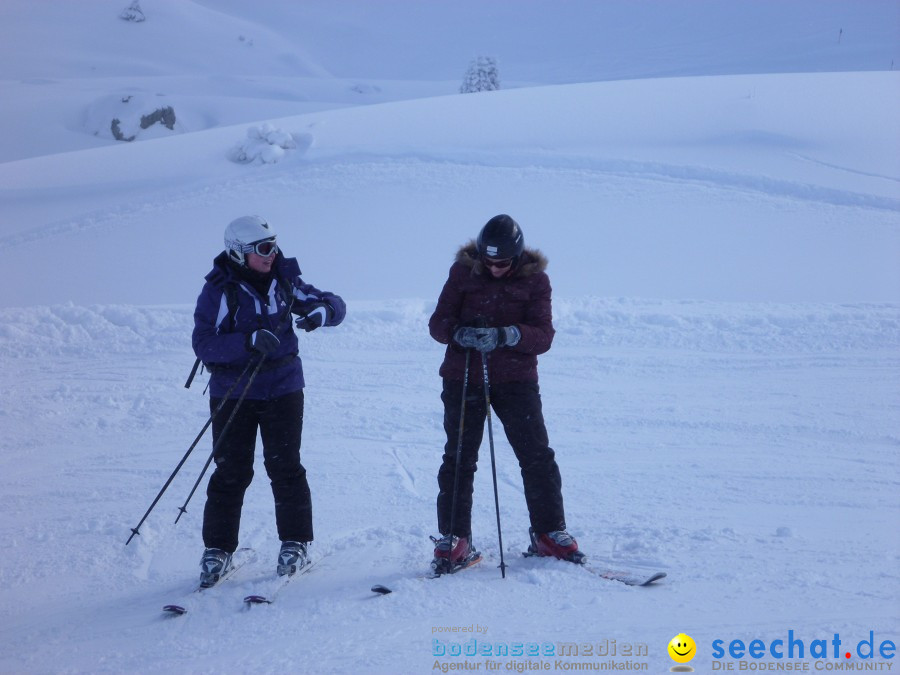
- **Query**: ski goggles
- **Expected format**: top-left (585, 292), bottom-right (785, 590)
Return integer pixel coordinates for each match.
top-left (248, 238), bottom-right (278, 257)
top-left (482, 256), bottom-right (513, 269)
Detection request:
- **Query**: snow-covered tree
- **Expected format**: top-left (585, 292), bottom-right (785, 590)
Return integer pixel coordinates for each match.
top-left (460, 56), bottom-right (500, 94)
top-left (120, 1), bottom-right (145, 22)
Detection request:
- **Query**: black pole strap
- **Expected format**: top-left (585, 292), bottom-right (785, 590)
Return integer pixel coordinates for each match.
top-left (184, 358), bottom-right (202, 389)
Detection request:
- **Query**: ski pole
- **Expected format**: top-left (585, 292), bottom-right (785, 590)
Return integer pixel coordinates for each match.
top-left (445, 347), bottom-right (472, 565)
top-left (174, 354), bottom-right (267, 524)
top-left (480, 350), bottom-right (507, 578)
top-left (125, 357), bottom-right (258, 545)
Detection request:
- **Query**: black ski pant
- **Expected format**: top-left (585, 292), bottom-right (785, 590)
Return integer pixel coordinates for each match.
top-left (202, 389), bottom-right (312, 552)
top-left (437, 378), bottom-right (566, 540)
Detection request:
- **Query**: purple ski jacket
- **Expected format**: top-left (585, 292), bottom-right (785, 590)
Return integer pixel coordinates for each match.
top-left (192, 252), bottom-right (345, 400)
top-left (428, 242), bottom-right (554, 384)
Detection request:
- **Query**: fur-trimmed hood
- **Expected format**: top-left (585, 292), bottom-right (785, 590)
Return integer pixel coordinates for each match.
top-left (455, 240), bottom-right (548, 278)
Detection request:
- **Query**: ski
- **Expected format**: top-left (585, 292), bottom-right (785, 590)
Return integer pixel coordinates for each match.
top-left (522, 549), bottom-right (666, 587)
top-left (368, 552), bottom-right (485, 595)
top-left (586, 566), bottom-right (667, 587)
top-left (243, 558), bottom-right (318, 606)
top-left (162, 547), bottom-right (257, 616)
top-left (374, 554), bottom-right (664, 593)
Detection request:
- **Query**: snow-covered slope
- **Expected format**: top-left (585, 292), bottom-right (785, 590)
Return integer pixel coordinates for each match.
top-left (2, 70), bottom-right (898, 307)
top-left (1, 299), bottom-right (898, 673)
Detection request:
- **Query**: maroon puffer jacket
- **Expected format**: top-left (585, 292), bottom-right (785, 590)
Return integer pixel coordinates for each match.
top-left (429, 242), bottom-right (554, 383)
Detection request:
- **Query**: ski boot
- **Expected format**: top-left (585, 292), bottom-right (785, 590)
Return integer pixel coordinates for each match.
top-left (527, 528), bottom-right (587, 564)
top-left (430, 534), bottom-right (481, 575)
top-left (199, 548), bottom-right (233, 588)
top-left (277, 541), bottom-right (310, 577)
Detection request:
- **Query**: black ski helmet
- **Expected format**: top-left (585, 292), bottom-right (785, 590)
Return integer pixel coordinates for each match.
top-left (476, 214), bottom-right (524, 260)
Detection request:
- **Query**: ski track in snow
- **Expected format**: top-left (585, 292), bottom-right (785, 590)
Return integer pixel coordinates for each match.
top-left (0, 299), bottom-right (897, 672)
top-left (2, 155), bottom-right (898, 309)
top-left (2, 154), bottom-right (898, 251)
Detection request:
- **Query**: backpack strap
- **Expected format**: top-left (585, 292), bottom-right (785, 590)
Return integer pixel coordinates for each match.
top-left (184, 357), bottom-right (203, 389)
top-left (186, 281), bottom-right (240, 389)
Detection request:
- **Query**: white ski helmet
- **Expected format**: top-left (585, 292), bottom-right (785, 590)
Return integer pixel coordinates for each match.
top-left (224, 215), bottom-right (277, 266)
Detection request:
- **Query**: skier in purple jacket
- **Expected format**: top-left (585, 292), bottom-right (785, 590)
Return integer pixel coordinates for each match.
top-left (192, 215), bottom-right (345, 587)
top-left (428, 214), bottom-right (584, 574)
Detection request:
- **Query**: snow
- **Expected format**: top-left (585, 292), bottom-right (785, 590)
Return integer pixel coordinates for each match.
top-left (0, 1), bottom-right (898, 673)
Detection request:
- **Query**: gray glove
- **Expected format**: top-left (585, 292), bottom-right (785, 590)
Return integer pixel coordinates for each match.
top-left (471, 326), bottom-right (522, 352)
top-left (501, 325), bottom-right (521, 347)
top-left (453, 326), bottom-right (480, 349)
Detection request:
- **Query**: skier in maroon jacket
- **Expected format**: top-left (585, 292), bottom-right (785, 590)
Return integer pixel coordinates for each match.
top-left (428, 214), bottom-right (584, 573)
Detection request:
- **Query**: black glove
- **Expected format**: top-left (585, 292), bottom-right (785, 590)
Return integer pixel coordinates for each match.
top-left (248, 329), bottom-right (280, 355)
top-left (473, 325), bottom-right (521, 352)
top-left (453, 326), bottom-right (480, 349)
top-left (295, 302), bottom-right (331, 332)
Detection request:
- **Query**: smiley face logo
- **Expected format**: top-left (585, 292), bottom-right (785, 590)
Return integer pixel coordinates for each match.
top-left (668, 633), bottom-right (696, 664)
